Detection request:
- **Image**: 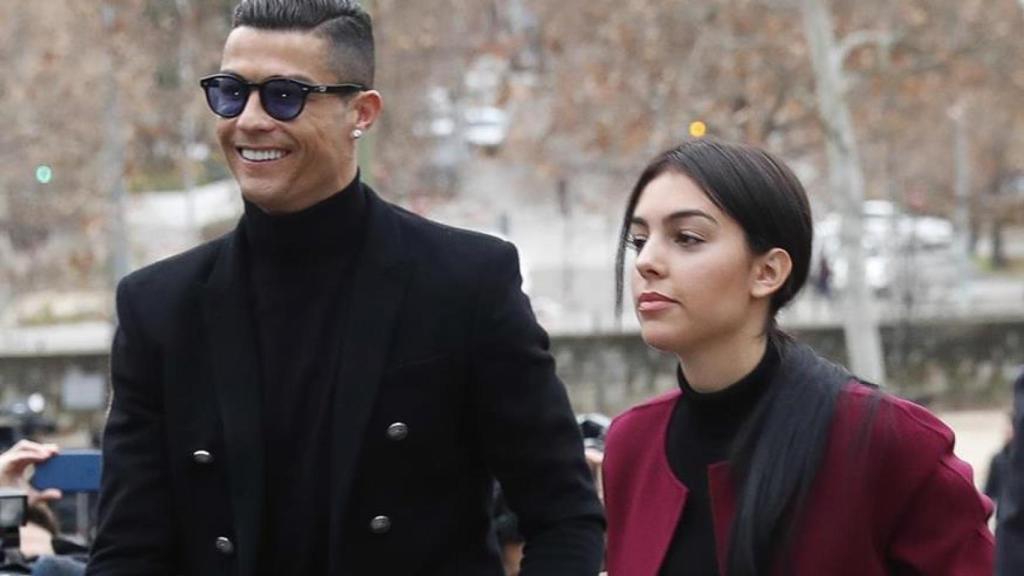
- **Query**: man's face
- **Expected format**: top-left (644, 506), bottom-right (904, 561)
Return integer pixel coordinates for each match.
top-left (216, 27), bottom-right (358, 214)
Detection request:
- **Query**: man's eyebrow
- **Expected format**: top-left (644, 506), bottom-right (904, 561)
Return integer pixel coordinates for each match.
top-left (630, 209), bottom-right (718, 227)
top-left (217, 70), bottom-right (318, 84)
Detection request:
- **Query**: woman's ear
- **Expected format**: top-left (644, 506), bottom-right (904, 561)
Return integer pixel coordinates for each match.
top-left (750, 248), bottom-right (793, 299)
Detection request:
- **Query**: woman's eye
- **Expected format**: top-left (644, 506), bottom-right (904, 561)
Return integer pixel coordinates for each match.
top-left (627, 235), bottom-right (647, 251)
top-left (675, 233), bottom-right (703, 246)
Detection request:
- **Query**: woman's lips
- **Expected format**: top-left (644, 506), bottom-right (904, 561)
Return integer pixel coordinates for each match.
top-left (637, 291), bottom-right (678, 313)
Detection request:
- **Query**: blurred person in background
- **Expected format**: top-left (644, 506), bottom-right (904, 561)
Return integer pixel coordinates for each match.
top-left (996, 370), bottom-right (1024, 575)
top-left (985, 411), bottom-right (1014, 509)
top-left (601, 139), bottom-right (993, 575)
top-left (0, 440), bottom-right (86, 575)
top-left (86, 1), bottom-right (603, 575)
top-left (0, 440), bottom-right (61, 558)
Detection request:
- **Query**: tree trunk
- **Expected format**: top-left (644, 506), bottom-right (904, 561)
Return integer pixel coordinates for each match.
top-left (177, 0), bottom-right (199, 245)
top-left (102, 2), bottom-right (130, 286)
top-left (800, 0), bottom-right (887, 384)
top-left (992, 217), bottom-right (1007, 269)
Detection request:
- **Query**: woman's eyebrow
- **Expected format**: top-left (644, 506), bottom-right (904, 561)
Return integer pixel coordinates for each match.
top-left (631, 210), bottom-right (718, 227)
top-left (664, 209), bottom-right (718, 226)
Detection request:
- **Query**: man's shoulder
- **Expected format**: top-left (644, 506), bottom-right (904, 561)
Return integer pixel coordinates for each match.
top-left (390, 202), bottom-right (510, 250)
top-left (383, 200), bottom-right (516, 269)
top-left (118, 233), bottom-right (228, 296)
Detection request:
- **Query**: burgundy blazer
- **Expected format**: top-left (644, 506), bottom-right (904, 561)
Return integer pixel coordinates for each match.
top-left (603, 369), bottom-right (994, 575)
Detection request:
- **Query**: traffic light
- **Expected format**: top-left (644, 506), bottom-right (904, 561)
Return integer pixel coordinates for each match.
top-left (35, 165), bottom-right (53, 185)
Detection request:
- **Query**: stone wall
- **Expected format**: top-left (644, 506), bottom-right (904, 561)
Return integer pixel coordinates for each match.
top-left (1, 317), bottom-right (1020, 430)
top-left (555, 317), bottom-right (1024, 416)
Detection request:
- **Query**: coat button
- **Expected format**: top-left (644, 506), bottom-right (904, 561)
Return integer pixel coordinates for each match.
top-left (192, 450), bottom-right (214, 464)
top-left (386, 422), bottom-right (409, 441)
top-left (214, 536), bottom-right (234, 555)
top-left (369, 515), bottom-right (392, 534)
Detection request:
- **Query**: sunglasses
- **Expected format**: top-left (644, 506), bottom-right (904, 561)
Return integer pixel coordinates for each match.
top-left (199, 74), bottom-right (366, 121)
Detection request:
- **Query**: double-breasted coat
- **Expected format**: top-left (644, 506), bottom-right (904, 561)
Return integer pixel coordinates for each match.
top-left (86, 186), bottom-right (605, 576)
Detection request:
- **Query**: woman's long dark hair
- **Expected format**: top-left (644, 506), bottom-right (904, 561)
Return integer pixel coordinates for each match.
top-left (614, 139), bottom-right (843, 575)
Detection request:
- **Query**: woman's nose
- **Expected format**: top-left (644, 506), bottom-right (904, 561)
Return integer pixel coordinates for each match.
top-left (634, 242), bottom-right (665, 279)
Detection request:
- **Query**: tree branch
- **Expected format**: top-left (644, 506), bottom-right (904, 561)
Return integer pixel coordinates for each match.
top-left (836, 29), bottom-right (893, 64)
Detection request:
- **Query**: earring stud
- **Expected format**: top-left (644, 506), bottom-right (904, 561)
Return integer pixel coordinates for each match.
top-left (352, 128), bottom-right (364, 140)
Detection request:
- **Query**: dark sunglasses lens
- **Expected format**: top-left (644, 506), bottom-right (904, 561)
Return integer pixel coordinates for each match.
top-left (261, 79), bottom-right (306, 120)
top-left (204, 76), bottom-right (248, 118)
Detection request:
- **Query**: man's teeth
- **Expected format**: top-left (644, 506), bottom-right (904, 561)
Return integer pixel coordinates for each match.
top-left (240, 148), bottom-right (286, 162)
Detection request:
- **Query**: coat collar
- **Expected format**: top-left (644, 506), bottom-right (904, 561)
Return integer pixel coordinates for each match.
top-left (201, 185), bottom-right (412, 575)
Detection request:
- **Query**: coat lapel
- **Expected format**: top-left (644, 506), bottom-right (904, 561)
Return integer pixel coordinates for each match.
top-left (607, 393), bottom-right (689, 576)
top-left (708, 461), bottom-right (737, 576)
top-left (201, 229), bottom-right (266, 576)
top-left (327, 188), bottom-right (413, 574)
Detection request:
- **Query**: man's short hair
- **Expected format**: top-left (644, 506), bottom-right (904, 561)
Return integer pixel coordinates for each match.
top-left (232, 0), bottom-right (375, 88)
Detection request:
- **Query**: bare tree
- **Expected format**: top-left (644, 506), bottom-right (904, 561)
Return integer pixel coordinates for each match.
top-left (801, 0), bottom-right (886, 383)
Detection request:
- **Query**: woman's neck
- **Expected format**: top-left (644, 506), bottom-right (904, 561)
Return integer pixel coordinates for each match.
top-left (677, 331), bottom-right (769, 393)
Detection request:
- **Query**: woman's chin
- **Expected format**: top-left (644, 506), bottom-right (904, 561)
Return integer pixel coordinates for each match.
top-left (639, 326), bottom-right (686, 354)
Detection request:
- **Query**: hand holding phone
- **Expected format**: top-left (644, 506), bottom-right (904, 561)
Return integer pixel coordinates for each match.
top-left (0, 440), bottom-right (59, 486)
top-left (29, 449), bottom-right (102, 493)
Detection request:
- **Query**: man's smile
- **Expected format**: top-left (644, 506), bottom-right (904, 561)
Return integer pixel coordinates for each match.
top-left (238, 147), bottom-right (290, 162)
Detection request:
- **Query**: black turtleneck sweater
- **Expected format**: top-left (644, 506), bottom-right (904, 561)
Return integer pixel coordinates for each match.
top-left (659, 341), bottom-right (780, 576)
top-left (242, 177), bottom-right (367, 576)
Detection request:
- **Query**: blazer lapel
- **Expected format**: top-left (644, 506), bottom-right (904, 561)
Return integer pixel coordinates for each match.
top-left (327, 188), bottom-right (413, 574)
top-left (202, 229), bottom-right (266, 576)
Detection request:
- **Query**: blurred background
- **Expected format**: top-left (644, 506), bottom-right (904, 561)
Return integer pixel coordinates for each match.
top-left (0, 0), bottom-right (1022, 529)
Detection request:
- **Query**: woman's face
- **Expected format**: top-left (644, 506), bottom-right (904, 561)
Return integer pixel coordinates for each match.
top-left (628, 171), bottom-right (766, 355)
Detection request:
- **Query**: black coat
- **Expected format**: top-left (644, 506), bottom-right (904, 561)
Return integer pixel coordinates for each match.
top-left (86, 187), bottom-right (605, 576)
top-left (997, 370), bottom-right (1024, 576)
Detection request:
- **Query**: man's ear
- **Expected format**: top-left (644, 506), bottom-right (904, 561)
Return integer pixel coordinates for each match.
top-left (351, 90), bottom-right (382, 132)
top-left (750, 248), bottom-right (793, 299)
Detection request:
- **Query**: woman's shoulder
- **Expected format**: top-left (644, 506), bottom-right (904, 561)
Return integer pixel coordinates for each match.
top-left (829, 380), bottom-right (974, 499)
top-left (835, 381), bottom-right (956, 452)
top-left (604, 390), bottom-right (681, 460)
top-left (776, 341), bottom-right (956, 455)
top-left (831, 382), bottom-right (994, 561)
top-left (609, 390), bottom-right (681, 433)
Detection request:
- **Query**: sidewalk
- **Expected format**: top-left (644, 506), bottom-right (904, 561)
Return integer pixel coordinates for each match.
top-left (938, 409), bottom-right (1011, 490)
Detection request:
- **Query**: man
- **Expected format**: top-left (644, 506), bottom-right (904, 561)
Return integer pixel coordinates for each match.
top-left (86, 1), bottom-right (604, 575)
top-left (997, 370), bottom-right (1024, 575)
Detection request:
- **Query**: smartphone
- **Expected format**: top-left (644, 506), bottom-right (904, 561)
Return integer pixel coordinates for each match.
top-left (30, 449), bottom-right (103, 493)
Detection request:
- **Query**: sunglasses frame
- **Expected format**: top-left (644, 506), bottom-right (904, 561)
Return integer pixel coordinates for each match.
top-left (199, 73), bottom-right (367, 121)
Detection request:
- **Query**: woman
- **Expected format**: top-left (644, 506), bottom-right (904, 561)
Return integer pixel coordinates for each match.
top-left (602, 139), bottom-right (993, 575)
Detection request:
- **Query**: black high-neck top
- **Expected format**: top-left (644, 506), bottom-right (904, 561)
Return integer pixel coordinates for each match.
top-left (243, 177), bottom-right (367, 576)
top-left (659, 341), bottom-right (780, 576)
